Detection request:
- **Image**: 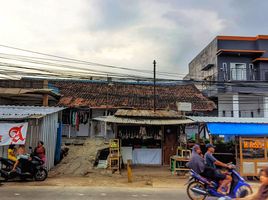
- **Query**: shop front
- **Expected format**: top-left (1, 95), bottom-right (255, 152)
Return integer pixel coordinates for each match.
top-left (94, 109), bottom-right (193, 166)
top-left (239, 137), bottom-right (268, 176)
top-left (190, 117), bottom-right (268, 177)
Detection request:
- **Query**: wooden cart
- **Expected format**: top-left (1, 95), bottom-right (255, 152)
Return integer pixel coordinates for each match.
top-left (170, 155), bottom-right (190, 175)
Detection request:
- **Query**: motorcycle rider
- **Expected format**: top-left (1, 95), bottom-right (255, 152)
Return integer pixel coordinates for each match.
top-left (204, 143), bottom-right (232, 195)
top-left (8, 145), bottom-right (17, 162)
top-left (34, 141), bottom-right (46, 164)
top-left (11, 145), bottom-right (30, 172)
top-left (186, 144), bottom-right (205, 174)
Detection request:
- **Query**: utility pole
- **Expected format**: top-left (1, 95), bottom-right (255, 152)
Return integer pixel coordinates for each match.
top-left (153, 60), bottom-right (156, 112)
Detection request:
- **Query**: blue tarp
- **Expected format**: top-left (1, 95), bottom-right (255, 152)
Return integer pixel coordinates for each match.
top-left (207, 123), bottom-right (268, 136)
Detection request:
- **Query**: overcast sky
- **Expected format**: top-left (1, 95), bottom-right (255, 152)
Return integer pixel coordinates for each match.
top-left (0, 0), bottom-right (267, 79)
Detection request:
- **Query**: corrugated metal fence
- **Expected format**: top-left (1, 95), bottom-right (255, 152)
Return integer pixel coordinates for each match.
top-left (0, 112), bottom-right (59, 171)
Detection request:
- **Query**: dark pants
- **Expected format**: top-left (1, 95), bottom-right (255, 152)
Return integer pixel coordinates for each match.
top-left (200, 167), bottom-right (226, 181)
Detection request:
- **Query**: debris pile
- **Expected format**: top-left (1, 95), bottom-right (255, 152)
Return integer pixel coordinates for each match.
top-left (50, 138), bottom-right (109, 177)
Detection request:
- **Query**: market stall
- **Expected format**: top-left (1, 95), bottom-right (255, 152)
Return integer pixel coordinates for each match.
top-left (239, 137), bottom-right (268, 176)
top-left (189, 116), bottom-right (268, 177)
top-left (118, 125), bottom-right (162, 165)
top-left (94, 109), bottom-right (194, 166)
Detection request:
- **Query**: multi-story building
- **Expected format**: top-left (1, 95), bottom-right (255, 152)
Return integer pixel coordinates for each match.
top-left (185, 35), bottom-right (268, 118)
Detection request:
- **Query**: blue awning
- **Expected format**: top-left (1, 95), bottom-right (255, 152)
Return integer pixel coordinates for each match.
top-left (207, 123), bottom-right (268, 136)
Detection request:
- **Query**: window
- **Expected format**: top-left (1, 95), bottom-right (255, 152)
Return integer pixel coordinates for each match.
top-left (222, 110), bottom-right (226, 117)
top-left (230, 63), bottom-right (247, 80)
top-left (251, 111), bottom-right (254, 118)
top-left (265, 72), bottom-right (268, 81)
top-left (249, 64), bottom-right (255, 80)
top-left (231, 111), bottom-right (234, 117)
top-left (222, 63), bottom-right (228, 81)
top-left (242, 138), bottom-right (265, 160)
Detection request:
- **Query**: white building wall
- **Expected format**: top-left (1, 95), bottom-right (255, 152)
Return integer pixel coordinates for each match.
top-left (218, 94), bottom-right (233, 117)
top-left (239, 95), bottom-right (263, 118)
top-left (76, 122), bottom-right (90, 137)
top-left (218, 94), bottom-right (264, 118)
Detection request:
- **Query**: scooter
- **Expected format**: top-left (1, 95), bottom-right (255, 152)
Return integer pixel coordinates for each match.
top-left (0, 157), bottom-right (15, 171)
top-left (186, 166), bottom-right (253, 200)
top-left (0, 149), bottom-right (48, 182)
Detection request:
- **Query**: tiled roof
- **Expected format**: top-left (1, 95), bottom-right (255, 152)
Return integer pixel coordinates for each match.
top-left (115, 109), bottom-right (181, 119)
top-left (52, 81), bottom-right (216, 111)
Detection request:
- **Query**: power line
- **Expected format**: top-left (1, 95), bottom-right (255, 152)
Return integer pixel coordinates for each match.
top-left (0, 45), bottom-right (188, 77)
top-left (2, 45), bottom-right (268, 88)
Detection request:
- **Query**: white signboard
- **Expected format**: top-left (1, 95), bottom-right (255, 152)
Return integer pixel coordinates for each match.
top-left (0, 123), bottom-right (28, 146)
top-left (177, 102), bottom-right (192, 112)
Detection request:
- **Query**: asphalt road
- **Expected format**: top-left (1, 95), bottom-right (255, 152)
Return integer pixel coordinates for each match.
top-left (0, 186), bottom-right (190, 200)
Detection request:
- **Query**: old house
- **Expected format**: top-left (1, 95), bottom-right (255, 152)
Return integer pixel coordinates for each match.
top-left (51, 80), bottom-right (216, 139)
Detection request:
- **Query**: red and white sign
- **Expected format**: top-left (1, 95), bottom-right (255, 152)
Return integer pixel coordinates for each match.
top-left (0, 123), bottom-right (28, 146)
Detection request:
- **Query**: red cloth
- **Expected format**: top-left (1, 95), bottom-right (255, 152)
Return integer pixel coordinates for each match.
top-left (35, 146), bottom-right (46, 162)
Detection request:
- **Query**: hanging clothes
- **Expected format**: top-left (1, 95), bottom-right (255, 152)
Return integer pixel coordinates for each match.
top-left (139, 127), bottom-right (147, 139)
top-left (76, 112), bottom-right (80, 131)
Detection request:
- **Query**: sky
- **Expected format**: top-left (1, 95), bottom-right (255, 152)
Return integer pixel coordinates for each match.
top-left (0, 0), bottom-right (267, 80)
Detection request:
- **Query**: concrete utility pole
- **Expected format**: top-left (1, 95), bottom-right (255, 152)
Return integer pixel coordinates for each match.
top-left (153, 60), bottom-right (156, 112)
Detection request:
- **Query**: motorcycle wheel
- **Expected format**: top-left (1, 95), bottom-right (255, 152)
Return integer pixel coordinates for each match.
top-left (34, 169), bottom-right (48, 181)
top-left (235, 185), bottom-right (253, 198)
top-left (187, 181), bottom-right (207, 200)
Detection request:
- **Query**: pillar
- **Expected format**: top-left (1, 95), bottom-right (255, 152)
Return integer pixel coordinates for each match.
top-left (42, 94), bottom-right (49, 106)
top-left (232, 94), bottom-right (239, 118)
top-left (263, 96), bottom-right (268, 118)
top-left (42, 80), bottom-right (49, 106)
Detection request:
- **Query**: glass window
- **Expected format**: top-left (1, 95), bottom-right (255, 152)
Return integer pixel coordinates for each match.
top-left (242, 139), bottom-right (265, 159)
top-left (230, 63), bottom-right (247, 80)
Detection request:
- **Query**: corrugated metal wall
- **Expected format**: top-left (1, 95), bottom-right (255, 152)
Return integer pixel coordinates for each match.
top-left (0, 112), bottom-right (59, 171)
top-left (39, 113), bottom-right (58, 170)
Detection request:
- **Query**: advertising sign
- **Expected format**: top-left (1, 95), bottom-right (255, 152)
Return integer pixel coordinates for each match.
top-left (0, 123), bottom-right (28, 146)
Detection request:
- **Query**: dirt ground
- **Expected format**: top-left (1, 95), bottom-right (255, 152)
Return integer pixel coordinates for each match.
top-left (49, 138), bottom-right (109, 177)
top-left (48, 138), bottom-right (186, 188)
top-left (6, 166), bottom-right (188, 188)
top-left (22, 138), bottom-right (259, 191)
top-left (4, 166), bottom-right (260, 193)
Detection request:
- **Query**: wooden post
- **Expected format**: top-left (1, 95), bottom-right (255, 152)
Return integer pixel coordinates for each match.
top-left (42, 80), bottom-right (49, 106)
top-left (127, 159), bottom-right (133, 183)
top-left (239, 137), bottom-right (243, 175)
top-left (43, 94), bottom-right (49, 106)
top-left (161, 125), bottom-right (164, 165)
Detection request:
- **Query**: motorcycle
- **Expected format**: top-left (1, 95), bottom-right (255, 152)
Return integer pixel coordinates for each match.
top-left (186, 165), bottom-right (253, 200)
top-left (0, 148), bottom-right (48, 182)
top-left (0, 157), bottom-right (15, 171)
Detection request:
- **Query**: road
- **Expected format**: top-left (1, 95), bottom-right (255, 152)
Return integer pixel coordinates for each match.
top-left (0, 186), bottom-right (190, 200)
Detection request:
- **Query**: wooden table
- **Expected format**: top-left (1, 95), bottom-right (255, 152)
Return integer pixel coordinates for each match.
top-left (170, 155), bottom-right (190, 175)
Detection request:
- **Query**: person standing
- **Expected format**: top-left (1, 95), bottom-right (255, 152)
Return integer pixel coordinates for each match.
top-left (34, 141), bottom-right (46, 164)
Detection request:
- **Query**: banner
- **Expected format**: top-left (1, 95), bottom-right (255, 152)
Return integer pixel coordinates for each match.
top-left (0, 123), bottom-right (28, 146)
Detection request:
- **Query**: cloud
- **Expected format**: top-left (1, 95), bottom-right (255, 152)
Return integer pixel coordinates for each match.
top-left (0, 0), bottom-right (265, 79)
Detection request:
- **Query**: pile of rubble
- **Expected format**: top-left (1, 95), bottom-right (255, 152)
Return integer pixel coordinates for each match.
top-left (49, 138), bottom-right (109, 177)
